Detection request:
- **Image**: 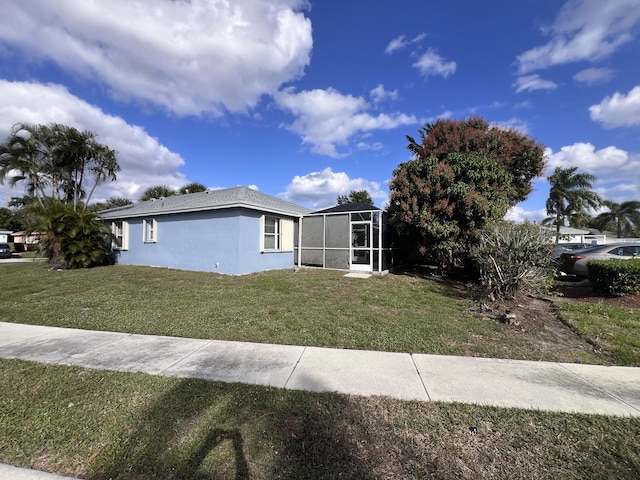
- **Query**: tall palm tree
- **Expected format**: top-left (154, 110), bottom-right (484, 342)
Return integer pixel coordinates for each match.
top-left (595, 200), bottom-right (640, 238)
top-left (546, 166), bottom-right (602, 240)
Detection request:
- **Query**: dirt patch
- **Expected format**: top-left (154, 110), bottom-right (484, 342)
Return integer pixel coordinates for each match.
top-left (468, 280), bottom-right (640, 364)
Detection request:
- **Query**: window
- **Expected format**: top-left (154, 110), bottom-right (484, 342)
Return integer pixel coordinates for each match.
top-left (143, 218), bottom-right (157, 243)
top-left (111, 221), bottom-right (129, 250)
top-left (260, 216), bottom-right (293, 252)
top-left (264, 216), bottom-right (279, 250)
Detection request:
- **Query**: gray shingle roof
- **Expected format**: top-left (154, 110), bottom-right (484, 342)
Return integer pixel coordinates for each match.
top-left (311, 203), bottom-right (379, 214)
top-left (99, 186), bottom-right (311, 219)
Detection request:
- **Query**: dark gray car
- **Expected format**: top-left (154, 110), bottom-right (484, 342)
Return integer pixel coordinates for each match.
top-left (0, 243), bottom-right (12, 259)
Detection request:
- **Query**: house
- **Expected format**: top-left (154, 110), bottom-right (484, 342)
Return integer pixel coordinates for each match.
top-left (99, 187), bottom-right (311, 275)
top-left (0, 229), bottom-right (11, 244)
top-left (296, 203), bottom-right (396, 273)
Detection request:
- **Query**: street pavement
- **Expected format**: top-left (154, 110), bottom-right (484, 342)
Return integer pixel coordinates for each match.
top-left (1, 321), bottom-right (639, 479)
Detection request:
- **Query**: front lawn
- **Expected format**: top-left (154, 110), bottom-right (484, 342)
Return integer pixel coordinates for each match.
top-left (0, 263), bottom-right (597, 363)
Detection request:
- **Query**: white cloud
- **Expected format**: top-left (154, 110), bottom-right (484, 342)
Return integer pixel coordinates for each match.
top-left (545, 143), bottom-right (630, 174)
top-left (516, 0), bottom-right (640, 74)
top-left (356, 141), bottom-right (384, 151)
top-left (274, 87), bottom-right (417, 158)
top-left (0, 0), bottom-right (312, 116)
top-left (369, 84), bottom-right (398, 103)
top-left (493, 118), bottom-right (530, 134)
top-left (0, 80), bottom-right (186, 203)
top-left (504, 206), bottom-right (548, 223)
top-left (544, 143), bottom-right (640, 203)
top-left (413, 49), bottom-right (456, 78)
top-left (384, 33), bottom-right (426, 54)
top-left (589, 85), bottom-right (640, 128)
top-left (574, 67), bottom-right (615, 85)
top-left (515, 75), bottom-right (558, 93)
top-left (280, 167), bottom-right (387, 209)
top-left (385, 35), bottom-right (408, 54)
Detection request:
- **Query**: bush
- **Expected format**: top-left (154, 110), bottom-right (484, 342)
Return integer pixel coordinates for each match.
top-left (588, 259), bottom-right (640, 296)
top-left (474, 222), bottom-right (554, 301)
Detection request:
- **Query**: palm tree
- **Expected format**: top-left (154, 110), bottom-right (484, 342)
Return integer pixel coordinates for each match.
top-left (0, 123), bottom-right (55, 207)
top-left (1, 122), bottom-right (121, 269)
top-left (178, 182), bottom-right (207, 194)
top-left (140, 185), bottom-right (177, 201)
top-left (594, 200), bottom-right (640, 238)
top-left (546, 167), bottom-right (602, 240)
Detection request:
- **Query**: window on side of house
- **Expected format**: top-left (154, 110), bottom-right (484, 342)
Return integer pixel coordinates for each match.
top-left (111, 221), bottom-right (129, 250)
top-left (260, 216), bottom-right (294, 252)
top-left (263, 216), bottom-right (279, 251)
top-left (143, 218), bottom-right (157, 243)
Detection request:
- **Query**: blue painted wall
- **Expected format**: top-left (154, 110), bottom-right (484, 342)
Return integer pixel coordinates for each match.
top-left (113, 208), bottom-right (296, 275)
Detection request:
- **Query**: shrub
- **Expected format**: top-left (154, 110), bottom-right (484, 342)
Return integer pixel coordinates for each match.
top-left (588, 259), bottom-right (640, 296)
top-left (474, 222), bottom-right (554, 301)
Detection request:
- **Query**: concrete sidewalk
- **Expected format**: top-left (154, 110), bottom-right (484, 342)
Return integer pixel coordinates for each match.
top-left (2, 321), bottom-right (639, 416)
top-left (2, 321), bottom-right (640, 480)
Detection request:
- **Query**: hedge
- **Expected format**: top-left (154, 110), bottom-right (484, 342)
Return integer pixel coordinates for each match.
top-left (588, 259), bottom-right (640, 296)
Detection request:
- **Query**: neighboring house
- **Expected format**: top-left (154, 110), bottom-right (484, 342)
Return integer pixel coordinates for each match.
top-left (99, 187), bottom-right (311, 275)
top-left (11, 231), bottom-right (39, 251)
top-left (0, 229), bottom-right (11, 244)
top-left (547, 226), bottom-right (639, 245)
top-left (297, 203), bottom-right (396, 273)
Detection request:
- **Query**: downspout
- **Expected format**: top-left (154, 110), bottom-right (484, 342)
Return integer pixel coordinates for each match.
top-left (378, 211), bottom-right (383, 273)
top-left (297, 215), bottom-right (303, 269)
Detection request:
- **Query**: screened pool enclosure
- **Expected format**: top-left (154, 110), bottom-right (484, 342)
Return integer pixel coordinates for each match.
top-left (295, 203), bottom-right (396, 273)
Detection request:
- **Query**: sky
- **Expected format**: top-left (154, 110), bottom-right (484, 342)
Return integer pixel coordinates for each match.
top-left (0, 0), bottom-right (639, 221)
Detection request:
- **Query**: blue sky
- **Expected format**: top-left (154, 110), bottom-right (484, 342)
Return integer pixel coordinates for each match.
top-left (1, 0), bottom-right (639, 221)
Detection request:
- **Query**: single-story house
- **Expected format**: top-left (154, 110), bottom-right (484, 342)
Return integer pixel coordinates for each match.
top-left (99, 187), bottom-right (311, 275)
top-left (296, 203), bottom-right (396, 273)
top-left (0, 229), bottom-right (11, 244)
top-left (547, 226), bottom-right (638, 245)
top-left (11, 231), bottom-right (40, 250)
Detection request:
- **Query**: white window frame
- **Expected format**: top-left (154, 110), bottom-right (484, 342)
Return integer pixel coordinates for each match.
top-left (111, 221), bottom-right (129, 250)
top-left (143, 218), bottom-right (157, 243)
top-left (260, 216), bottom-right (293, 252)
top-left (262, 216), bottom-right (280, 251)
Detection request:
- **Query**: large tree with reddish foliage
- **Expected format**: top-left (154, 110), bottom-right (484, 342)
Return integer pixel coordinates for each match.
top-left (388, 117), bottom-right (545, 270)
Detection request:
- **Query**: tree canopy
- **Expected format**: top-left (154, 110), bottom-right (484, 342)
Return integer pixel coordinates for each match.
top-left (336, 189), bottom-right (373, 205)
top-left (388, 117), bottom-right (545, 270)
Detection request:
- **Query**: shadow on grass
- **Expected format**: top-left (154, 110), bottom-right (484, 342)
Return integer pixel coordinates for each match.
top-left (88, 378), bottom-right (374, 479)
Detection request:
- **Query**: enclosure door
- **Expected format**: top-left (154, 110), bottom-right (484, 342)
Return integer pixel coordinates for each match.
top-left (350, 221), bottom-right (372, 271)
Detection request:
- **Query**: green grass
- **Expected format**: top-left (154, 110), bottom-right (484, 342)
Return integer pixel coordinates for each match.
top-left (1, 359), bottom-right (639, 480)
top-left (0, 263), bottom-right (537, 358)
top-left (555, 302), bottom-right (640, 366)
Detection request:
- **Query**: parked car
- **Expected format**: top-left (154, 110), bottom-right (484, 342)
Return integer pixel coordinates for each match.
top-left (0, 243), bottom-right (12, 259)
top-left (550, 242), bottom-right (593, 259)
top-left (559, 243), bottom-right (640, 277)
